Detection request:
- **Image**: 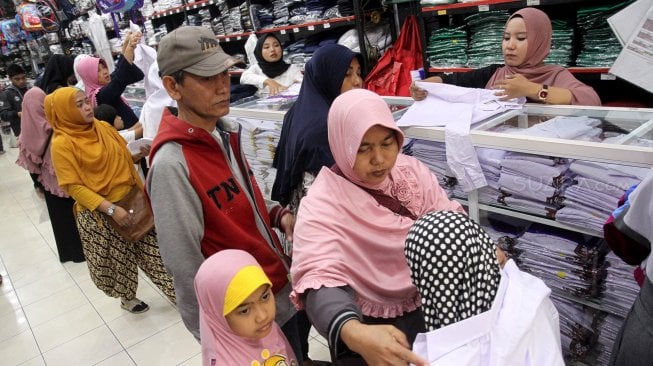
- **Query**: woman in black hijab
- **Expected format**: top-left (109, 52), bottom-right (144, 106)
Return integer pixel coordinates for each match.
top-left (240, 33), bottom-right (304, 96)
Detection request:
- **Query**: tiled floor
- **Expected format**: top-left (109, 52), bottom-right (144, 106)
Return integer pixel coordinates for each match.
top-left (0, 132), bottom-right (331, 366)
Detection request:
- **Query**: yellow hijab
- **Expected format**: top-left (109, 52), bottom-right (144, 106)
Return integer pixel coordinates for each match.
top-left (46, 87), bottom-right (138, 200)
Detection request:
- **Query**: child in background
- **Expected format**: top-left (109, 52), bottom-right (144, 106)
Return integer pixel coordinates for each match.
top-left (95, 104), bottom-right (148, 180)
top-left (94, 104), bottom-right (143, 143)
top-left (194, 249), bottom-right (298, 366)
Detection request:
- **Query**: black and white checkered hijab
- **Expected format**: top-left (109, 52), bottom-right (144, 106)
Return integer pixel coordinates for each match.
top-left (405, 211), bottom-right (501, 331)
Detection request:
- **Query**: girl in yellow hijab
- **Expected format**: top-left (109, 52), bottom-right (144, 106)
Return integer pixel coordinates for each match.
top-left (47, 87), bottom-right (175, 312)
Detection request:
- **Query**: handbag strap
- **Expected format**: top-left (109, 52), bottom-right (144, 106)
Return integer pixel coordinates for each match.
top-left (331, 165), bottom-right (417, 220)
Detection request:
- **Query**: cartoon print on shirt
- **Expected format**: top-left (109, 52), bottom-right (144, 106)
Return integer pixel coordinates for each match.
top-left (248, 348), bottom-right (297, 366)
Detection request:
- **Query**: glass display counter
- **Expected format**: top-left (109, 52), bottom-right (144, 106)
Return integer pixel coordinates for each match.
top-left (392, 99), bottom-right (653, 366)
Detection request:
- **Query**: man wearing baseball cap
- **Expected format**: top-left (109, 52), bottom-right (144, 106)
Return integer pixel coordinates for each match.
top-left (146, 26), bottom-right (302, 359)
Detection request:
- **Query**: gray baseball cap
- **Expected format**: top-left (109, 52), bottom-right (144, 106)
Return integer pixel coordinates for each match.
top-left (157, 26), bottom-right (242, 77)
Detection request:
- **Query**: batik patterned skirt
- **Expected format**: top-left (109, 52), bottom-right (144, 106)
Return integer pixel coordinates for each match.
top-left (75, 209), bottom-right (176, 303)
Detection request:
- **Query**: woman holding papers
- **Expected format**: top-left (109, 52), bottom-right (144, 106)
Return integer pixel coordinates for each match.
top-left (240, 33), bottom-right (304, 97)
top-left (411, 7), bottom-right (601, 106)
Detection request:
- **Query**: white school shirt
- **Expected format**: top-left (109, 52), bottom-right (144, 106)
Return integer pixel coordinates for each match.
top-left (239, 64), bottom-right (304, 97)
top-left (412, 259), bottom-right (564, 366)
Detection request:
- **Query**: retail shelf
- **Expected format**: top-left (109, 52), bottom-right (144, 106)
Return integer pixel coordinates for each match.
top-left (257, 16), bottom-right (355, 35)
top-left (216, 32), bottom-right (253, 42)
top-left (551, 289), bottom-right (625, 318)
top-left (453, 198), bottom-right (603, 237)
top-left (402, 104), bottom-right (653, 168)
top-left (149, 0), bottom-right (215, 19)
top-left (567, 67), bottom-right (612, 74)
top-left (422, 0), bottom-right (515, 14)
top-left (428, 67), bottom-right (611, 75)
top-left (421, 0), bottom-right (591, 16)
top-left (214, 16), bottom-right (355, 43)
top-left (382, 0), bottom-right (418, 4)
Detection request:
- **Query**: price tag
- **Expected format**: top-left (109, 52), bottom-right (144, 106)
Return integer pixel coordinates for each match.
top-left (601, 73), bottom-right (617, 80)
top-left (323, 22), bottom-right (331, 29)
top-left (308, 25), bottom-right (315, 31)
top-left (225, 37), bottom-right (230, 42)
top-left (526, 0), bottom-right (540, 5)
top-left (280, 29), bottom-right (286, 34)
top-left (293, 28), bottom-right (299, 33)
top-left (236, 36), bottom-right (242, 40)
top-left (175, 9), bottom-right (180, 13)
top-left (437, 10), bottom-right (447, 16)
top-left (478, 5), bottom-right (489, 11)
top-left (192, 4), bottom-right (197, 9)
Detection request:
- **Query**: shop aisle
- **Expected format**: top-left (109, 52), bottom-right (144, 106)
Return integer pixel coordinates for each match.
top-left (0, 133), bottom-right (331, 365)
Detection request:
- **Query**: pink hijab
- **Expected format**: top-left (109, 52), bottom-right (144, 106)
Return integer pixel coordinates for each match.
top-left (194, 250), bottom-right (297, 366)
top-left (15, 87), bottom-right (67, 197)
top-left (75, 57), bottom-right (128, 108)
top-left (290, 89), bottom-right (464, 317)
top-left (486, 8), bottom-right (601, 106)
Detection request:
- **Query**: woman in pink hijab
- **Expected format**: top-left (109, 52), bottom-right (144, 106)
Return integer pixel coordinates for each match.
top-left (290, 89), bottom-right (464, 366)
top-left (75, 31), bottom-right (144, 129)
top-left (194, 249), bottom-right (298, 366)
top-left (411, 7), bottom-right (601, 106)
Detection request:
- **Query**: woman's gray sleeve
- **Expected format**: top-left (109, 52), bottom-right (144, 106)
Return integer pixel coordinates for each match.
top-left (305, 286), bottom-right (362, 358)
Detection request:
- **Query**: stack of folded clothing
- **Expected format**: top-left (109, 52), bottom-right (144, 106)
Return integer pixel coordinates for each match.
top-left (425, 25), bottom-right (468, 67)
top-left (515, 115), bottom-right (603, 141)
top-left (576, 2), bottom-right (629, 67)
top-left (288, 3), bottom-right (309, 24)
top-left (497, 152), bottom-right (571, 218)
top-left (271, 0), bottom-right (292, 26)
top-left (250, 0), bottom-right (275, 30)
top-left (303, 0), bottom-right (335, 21)
top-left (239, 2), bottom-right (254, 32)
top-left (553, 296), bottom-right (602, 363)
top-left (229, 6), bottom-right (244, 33)
top-left (545, 19), bottom-right (574, 67)
top-left (410, 140), bottom-right (459, 198)
top-left (336, 0), bottom-right (354, 16)
top-left (217, 1), bottom-right (234, 34)
top-left (594, 313), bottom-right (627, 366)
top-left (234, 117), bottom-right (284, 199)
top-left (587, 251), bottom-right (640, 365)
top-left (514, 225), bottom-right (605, 300)
top-left (464, 10), bottom-right (510, 67)
top-left (513, 225), bottom-right (609, 362)
top-left (556, 161), bottom-right (648, 233)
top-left (480, 212), bottom-right (530, 258)
top-left (601, 251), bottom-right (639, 319)
top-left (475, 148), bottom-right (504, 205)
